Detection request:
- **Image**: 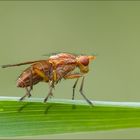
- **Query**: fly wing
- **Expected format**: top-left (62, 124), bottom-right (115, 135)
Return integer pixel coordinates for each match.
top-left (1, 60), bottom-right (46, 68)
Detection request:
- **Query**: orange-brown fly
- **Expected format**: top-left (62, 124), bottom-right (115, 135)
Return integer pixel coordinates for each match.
top-left (1, 53), bottom-right (96, 106)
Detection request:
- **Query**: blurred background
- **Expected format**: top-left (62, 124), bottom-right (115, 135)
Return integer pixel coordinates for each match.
top-left (0, 1), bottom-right (140, 139)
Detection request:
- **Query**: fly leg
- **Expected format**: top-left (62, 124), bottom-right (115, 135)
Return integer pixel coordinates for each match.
top-left (33, 68), bottom-right (52, 102)
top-left (44, 81), bottom-right (54, 102)
top-left (28, 68), bottom-right (33, 98)
top-left (20, 67), bottom-right (48, 101)
top-left (72, 79), bottom-right (79, 100)
top-left (65, 74), bottom-right (93, 106)
top-left (60, 69), bottom-right (79, 100)
top-left (49, 61), bottom-right (57, 82)
top-left (34, 68), bottom-right (49, 82)
top-left (33, 67), bottom-right (52, 103)
top-left (64, 73), bottom-right (82, 100)
top-left (19, 68), bottom-right (33, 101)
top-left (20, 86), bottom-right (31, 101)
top-left (79, 77), bottom-right (93, 106)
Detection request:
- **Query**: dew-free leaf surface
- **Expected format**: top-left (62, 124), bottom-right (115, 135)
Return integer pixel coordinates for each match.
top-left (0, 97), bottom-right (140, 137)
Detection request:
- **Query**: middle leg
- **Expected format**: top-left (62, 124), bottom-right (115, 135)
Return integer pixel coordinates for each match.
top-left (72, 79), bottom-right (79, 100)
top-left (64, 73), bottom-right (83, 100)
top-left (44, 81), bottom-right (54, 103)
top-left (79, 77), bottom-right (93, 106)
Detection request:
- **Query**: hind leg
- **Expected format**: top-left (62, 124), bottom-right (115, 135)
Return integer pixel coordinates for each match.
top-left (20, 86), bottom-right (32, 101)
top-left (20, 68), bottom-right (33, 101)
top-left (72, 79), bottom-right (79, 100)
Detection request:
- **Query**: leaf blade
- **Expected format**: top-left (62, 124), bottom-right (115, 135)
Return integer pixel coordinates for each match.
top-left (0, 97), bottom-right (140, 137)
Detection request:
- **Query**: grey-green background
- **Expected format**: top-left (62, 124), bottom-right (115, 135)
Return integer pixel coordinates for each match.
top-left (0, 1), bottom-right (140, 139)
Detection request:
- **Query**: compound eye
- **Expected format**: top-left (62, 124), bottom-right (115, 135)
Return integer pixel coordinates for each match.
top-left (79, 56), bottom-right (89, 66)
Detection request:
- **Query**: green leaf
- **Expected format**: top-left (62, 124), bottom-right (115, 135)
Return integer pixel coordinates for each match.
top-left (0, 96), bottom-right (140, 137)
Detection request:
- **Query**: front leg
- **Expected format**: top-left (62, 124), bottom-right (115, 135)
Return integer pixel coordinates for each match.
top-left (64, 73), bottom-right (83, 101)
top-left (64, 73), bottom-right (83, 79)
top-left (79, 77), bottom-right (93, 106)
top-left (64, 74), bottom-right (93, 106)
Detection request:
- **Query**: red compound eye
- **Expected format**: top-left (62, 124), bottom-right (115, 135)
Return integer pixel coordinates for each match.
top-left (79, 56), bottom-right (89, 66)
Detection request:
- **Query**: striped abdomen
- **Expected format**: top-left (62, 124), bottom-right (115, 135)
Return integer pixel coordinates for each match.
top-left (17, 60), bottom-right (51, 88)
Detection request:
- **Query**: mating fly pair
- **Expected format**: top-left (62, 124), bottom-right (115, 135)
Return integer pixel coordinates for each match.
top-left (2, 53), bottom-right (96, 106)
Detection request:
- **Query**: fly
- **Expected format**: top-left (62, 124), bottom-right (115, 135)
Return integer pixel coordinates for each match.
top-left (1, 53), bottom-right (96, 106)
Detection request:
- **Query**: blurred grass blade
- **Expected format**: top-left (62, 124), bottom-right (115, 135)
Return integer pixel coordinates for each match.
top-left (0, 96), bottom-right (140, 137)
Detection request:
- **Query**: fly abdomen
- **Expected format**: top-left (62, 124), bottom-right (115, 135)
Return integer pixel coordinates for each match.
top-left (17, 60), bottom-right (50, 88)
top-left (17, 68), bottom-right (42, 88)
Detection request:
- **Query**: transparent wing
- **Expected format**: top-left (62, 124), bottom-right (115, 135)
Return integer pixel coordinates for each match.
top-left (1, 60), bottom-right (45, 68)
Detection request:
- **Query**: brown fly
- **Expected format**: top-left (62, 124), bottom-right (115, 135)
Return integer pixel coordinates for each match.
top-left (1, 53), bottom-right (96, 106)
